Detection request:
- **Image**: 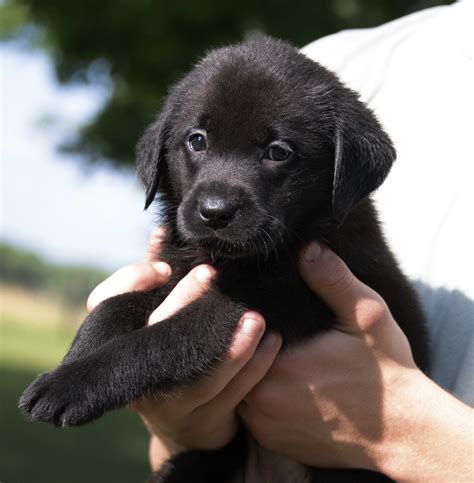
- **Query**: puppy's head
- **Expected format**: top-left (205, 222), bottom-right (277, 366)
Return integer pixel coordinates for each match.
top-left (137, 38), bottom-right (395, 259)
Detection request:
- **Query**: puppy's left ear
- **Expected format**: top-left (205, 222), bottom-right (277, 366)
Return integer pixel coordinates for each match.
top-left (332, 101), bottom-right (396, 222)
top-left (136, 108), bottom-right (172, 210)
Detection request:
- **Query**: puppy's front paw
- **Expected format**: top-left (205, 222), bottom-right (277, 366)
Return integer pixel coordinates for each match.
top-left (19, 363), bottom-right (104, 427)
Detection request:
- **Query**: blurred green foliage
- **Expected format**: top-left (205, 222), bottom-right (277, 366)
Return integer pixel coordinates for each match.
top-left (0, 242), bottom-right (107, 307)
top-left (1, 0), bottom-right (453, 168)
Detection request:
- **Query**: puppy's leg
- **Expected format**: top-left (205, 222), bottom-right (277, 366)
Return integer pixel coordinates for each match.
top-left (63, 289), bottom-right (167, 362)
top-left (19, 291), bottom-right (245, 427)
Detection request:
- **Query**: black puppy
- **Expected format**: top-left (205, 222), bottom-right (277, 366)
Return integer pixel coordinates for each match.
top-left (20, 38), bottom-right (428, 482)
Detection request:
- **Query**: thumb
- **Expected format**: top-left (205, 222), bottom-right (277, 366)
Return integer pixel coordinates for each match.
top-left (298, 242), bottom-right (384, 332)
top-left (87, 261), bottom-right (171, 312)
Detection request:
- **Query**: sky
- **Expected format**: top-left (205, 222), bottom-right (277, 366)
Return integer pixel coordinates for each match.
top-left (1, 44), bottom-right (155, 271)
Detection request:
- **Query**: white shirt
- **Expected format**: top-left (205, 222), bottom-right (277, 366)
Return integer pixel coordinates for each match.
top-left (302, 0), bottom-right (474, 404)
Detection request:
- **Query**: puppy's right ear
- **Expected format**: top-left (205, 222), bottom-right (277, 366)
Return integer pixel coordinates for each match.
top-left (136, 110), bottom-right (171, 210)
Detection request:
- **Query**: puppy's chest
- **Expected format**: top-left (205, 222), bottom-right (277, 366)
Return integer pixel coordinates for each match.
top-left (217, 269), bottom-right (334, 343)
top-left (161, 245), bottom-right (334, 342)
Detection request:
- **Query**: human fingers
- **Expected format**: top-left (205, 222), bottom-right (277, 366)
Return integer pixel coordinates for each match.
top-left (201, 329), bottom-right (282, 415)
top-left (87, 261), bottom-right (171, 312)
top-left (134, 313), bottom-right (267, 415)
top-left (180, 313), bottom-right (266, 408)
top-left (299, 242), bottom-right (387, 331)
top-left (145, 227), bottom-right (167, 262)
top-left (148, 265), bottom-right (215, 325)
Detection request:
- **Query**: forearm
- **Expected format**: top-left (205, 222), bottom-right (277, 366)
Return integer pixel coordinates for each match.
top-left (377, 371), bottom-right (473, 482)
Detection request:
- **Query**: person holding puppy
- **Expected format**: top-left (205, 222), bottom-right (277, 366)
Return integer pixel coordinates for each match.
top-left (88, 3), bottom-right (473, 480)
top-left (88, 233), bottom-right (472, 482)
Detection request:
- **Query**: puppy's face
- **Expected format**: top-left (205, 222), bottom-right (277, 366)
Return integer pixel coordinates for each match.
top-left (162, 58), bottom-right (335, 257)
top-left (137, 39), bottom-right (395, 259)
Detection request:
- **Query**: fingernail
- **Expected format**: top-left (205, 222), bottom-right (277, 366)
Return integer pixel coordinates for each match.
top-left (303, 242), bottom-right (321, 262)
top-left (242, 318), bottom-right (262, 337)
top-left (261, 331), bottom-right (278, 348)
top-left (194, 265), bottom-right (215, 283)
top-left (153, 262), bottom-right (171, 277)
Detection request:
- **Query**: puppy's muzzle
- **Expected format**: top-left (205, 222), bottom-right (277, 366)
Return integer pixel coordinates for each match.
top-left (179, 180), bottom-right (259, 245)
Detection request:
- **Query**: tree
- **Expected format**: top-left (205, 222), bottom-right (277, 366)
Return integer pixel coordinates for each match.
top-left (1, 0), bottom-right (453, 169)
top-left (0, 242), bottom-right (107, 306)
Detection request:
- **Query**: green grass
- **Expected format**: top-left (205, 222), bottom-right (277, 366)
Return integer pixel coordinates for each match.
top-left (1, 315), bottom-right (76, 370)
top-left (1, 316), bottom-right (150, 483)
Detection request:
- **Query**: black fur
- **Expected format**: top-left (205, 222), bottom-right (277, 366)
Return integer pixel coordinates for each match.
top-left (20, 38), bottom-right (428, 482)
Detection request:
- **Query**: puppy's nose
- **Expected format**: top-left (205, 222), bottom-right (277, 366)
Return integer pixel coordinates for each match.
top-left (198, 197), bottom-right (238, 229)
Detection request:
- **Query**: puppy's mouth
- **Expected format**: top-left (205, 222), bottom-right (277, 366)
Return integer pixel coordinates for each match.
top-left (180, 231), bottom-right (281, 260)
top-left (205, 233), bottom-right (278, 259)
top-left (177, 215), bottom-right (285, 260)
top-left (176, 199), bottom-right (289, 260)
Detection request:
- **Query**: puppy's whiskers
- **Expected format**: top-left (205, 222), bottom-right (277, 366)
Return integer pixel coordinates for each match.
top-left (266, 213), bottom-right (303, 245)
top-left (261, 227), bottom-right (278, 263)
top-left (258, 232), bottom-right (269, 262)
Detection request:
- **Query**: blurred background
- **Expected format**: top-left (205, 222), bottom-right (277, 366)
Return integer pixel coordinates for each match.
top-left (0, 0), bottom-right (454, 481)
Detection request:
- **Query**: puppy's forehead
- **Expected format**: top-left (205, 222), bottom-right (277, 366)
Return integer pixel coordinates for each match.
top-left (203, 66), bottom-right (285, 142)
top-left (184, 60), bottom-right (305, 145)
top-left (174, 41), bottom-right (340, 152)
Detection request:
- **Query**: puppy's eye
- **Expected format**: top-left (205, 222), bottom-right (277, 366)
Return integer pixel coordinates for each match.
top-left (264, 145), bottom-right (291, 162)
top-left (188, 133), bottom-right (207, 152)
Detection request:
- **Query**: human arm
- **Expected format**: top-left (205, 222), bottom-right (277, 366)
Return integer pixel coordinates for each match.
top-left (237, 242), bottom-right (473, 481)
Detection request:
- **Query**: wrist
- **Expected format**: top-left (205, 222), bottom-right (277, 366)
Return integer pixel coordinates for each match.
top-left (148, 432), bottom-right (187, 472)
top-left (149, 434), bottom-right (174, 472)
top-left (371, 368), bottom-right (430, 476)
top-left (141, 418), bottom-right (186, 471)
top-left (375, 370), bottom-right (473, 481)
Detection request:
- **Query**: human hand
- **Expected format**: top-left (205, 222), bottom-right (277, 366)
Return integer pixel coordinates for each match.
top-left (133, 307), bottom-right (281, 469)
top-left (87, 227), bottom-right (172, 311)
top-left (238, 242), bottom-right (473, 480)
top-left (87, 228), bottom-right (282, 471)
